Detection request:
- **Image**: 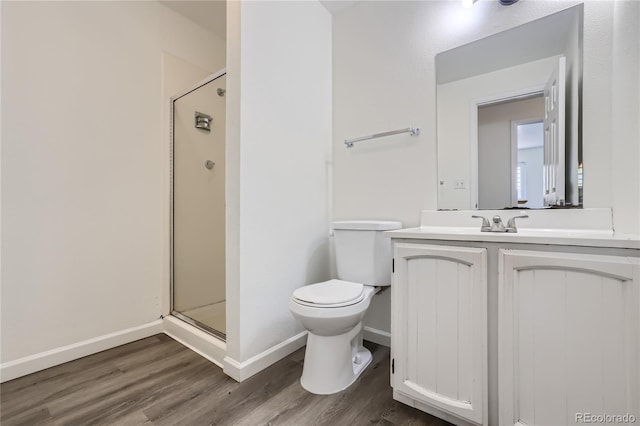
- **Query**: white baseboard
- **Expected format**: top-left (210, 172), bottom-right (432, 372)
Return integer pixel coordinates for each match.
top-left (0, 320), bottom-right (164, 383)
top-left (223, 331), bottom-right (307, 382)
top-left (1, 319), bottom-right (366, 385)
top-left (163, 316), bottom-right (226, 368)
top-left (363, 326), bottom-right (391, 347)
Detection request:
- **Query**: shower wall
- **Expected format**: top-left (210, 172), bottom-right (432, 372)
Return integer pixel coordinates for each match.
top-left (172, 74), bottom-right (226, 334)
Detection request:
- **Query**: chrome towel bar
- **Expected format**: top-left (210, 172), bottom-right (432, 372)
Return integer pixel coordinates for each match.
top-left (344, 126), bottom-right (420, 148)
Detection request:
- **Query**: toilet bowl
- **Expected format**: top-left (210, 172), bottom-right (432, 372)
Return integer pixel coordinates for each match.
top-left (289, 220), bottom-right (402, 395)
top-left (290, 280), bottom-right (376, 394)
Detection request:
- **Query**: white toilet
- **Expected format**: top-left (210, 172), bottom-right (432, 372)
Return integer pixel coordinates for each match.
top-left (289, 220), bottom-right (402, 395)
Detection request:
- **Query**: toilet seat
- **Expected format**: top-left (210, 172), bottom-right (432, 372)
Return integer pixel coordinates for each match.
top-left (293, 279), bottom-right (364, 308)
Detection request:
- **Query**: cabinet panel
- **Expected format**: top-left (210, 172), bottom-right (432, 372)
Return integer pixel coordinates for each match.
top-left (436, 258), bottom-right (461, 400)
top-left (392, 243), bottom-right (487, 425)
top-left (499, 250), bottom-right (640, 426)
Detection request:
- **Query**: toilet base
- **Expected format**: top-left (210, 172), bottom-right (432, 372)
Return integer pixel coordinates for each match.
top-left (350, 346), bottom-right (373, 382)
top-left (300, 323), bottom-right (372, 395)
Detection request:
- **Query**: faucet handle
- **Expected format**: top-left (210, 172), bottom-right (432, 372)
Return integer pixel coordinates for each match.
top-left (506, 215), bottom-right (529, 231)
top-left (471, 215), bottom-right (491, 231)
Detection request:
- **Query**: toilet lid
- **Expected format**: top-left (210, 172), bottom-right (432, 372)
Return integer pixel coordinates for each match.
top-left (293, 279), bottom-right (364, 307)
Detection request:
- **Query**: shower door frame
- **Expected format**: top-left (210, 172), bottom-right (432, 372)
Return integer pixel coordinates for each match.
top-left (169, 69), bottom-right (227, 341)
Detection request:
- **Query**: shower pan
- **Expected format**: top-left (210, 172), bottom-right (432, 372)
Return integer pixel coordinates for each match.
top-left (170, 71), bottom-right (226, 340)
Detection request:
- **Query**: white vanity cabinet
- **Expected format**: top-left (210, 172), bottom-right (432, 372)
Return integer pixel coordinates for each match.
top-left (391, 243), bottom-right (488, 425)
top-left (389, 209), bottom-right (640, 426)
top-left (499, 250), bottom-right (640, 426)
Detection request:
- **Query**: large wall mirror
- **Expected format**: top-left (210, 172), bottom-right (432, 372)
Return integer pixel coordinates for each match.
top-left (436, 5), bottom-right (583, 210)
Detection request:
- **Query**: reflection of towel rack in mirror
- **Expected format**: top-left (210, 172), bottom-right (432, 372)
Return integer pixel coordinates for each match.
top-left (344, 126), bottom-right (420, 148)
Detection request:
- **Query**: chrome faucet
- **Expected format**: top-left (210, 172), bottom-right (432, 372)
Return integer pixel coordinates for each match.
top-left (490, 215), bottom-right (506, 232)
top-left (506, 215), bottom-right (529, 233)
top-left (472, 214), bottom-right (529, 233)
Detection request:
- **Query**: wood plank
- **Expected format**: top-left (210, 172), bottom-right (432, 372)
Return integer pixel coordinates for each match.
top-left (602, 274), bottom-right (629, 414)
top-left (457, 261), bottom-right (471, 403)
top-left (516, 269), bottom-right (535, 425)
top-left (47, 344), bottom-right (201, 422)
top-left (0, 335), bottom-right (177, 419)
top-left (407, 258), bottom-right (420, 385)
top-left (417, 258), bottom-right (437, 393)
top-left (1, 334), bottom-right (449, 426)
top-left (533, 269), bottom-right (567, 425)
top-left (436, 259), bottom-right (458, 400)
top-left (566, 271), bottom-right (604, 424)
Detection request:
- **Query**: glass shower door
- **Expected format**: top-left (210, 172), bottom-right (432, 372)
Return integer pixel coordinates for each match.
top-left (171, 73), bottom-right (226, 339)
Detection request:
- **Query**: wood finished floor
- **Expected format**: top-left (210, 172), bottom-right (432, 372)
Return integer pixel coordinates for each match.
top-left (1, 334), bottom-right (451, 426)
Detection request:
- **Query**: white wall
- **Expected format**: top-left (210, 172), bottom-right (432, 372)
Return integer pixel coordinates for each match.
top-left (225, 1), bottom-right (332, 363)
top-left (333, 0), bottom-right (640, 333)
top-left (1, 1), bottom-right (225, 363)
top-left (609, 1), bottom-right (640, 234)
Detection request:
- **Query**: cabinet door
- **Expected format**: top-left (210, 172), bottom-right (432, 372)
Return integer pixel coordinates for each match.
top-left (392, 243), bottom-right (487, 425)
top-left (499, 250), bottom-right (640, 426)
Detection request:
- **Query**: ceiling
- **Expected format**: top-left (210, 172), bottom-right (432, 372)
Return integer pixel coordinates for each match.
top-left (319, 1), bottom-right (360, 15)
top-left (160, 0), bottom-right (360, 39)
top-left (160, 0), bottom-right (226, 40)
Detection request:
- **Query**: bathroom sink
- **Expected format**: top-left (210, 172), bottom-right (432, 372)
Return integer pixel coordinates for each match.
top-left (385, 208), bottom-right (639, 249)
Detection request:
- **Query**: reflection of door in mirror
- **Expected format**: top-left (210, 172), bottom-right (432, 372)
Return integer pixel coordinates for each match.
top-left (478, 95), bottom-right (544, 209)
top-left (543, 56), bottom-right (566, 207)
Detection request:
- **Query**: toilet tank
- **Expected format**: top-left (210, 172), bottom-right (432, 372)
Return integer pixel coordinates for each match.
top-left (333, 220), bottom-right (402, 286)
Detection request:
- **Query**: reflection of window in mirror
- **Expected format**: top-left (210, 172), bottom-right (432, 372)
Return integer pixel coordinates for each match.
top-left (578, 162), bottom-right (584, 204)
top-left (517, 162), bottom-right (527, 203)
top-left (516, 121), bottom-right (544, 208)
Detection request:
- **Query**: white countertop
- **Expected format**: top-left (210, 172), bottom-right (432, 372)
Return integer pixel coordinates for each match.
top-left (386, 226), bottom-right (640, 249)
top-left (385, 209), bottom-right (639, 249)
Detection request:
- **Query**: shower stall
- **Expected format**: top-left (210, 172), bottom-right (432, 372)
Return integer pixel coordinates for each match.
top-left (171, 71), bottom-right (226, 340)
